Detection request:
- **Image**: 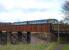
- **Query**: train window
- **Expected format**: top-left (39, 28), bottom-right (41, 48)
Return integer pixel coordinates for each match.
top-left (29, 21), bottom-right (36, 24)
top-left (36, 20), bottom-right (47, 24)
top-left (47, 19), bottom-right (58, 24)
top-left (14, 22), bottom-right (27, 25)
top-left (29, 20), bottom-right (47, 24)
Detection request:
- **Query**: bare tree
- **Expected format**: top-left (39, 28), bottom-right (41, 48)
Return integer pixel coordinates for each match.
top-left (62, 1), bottom-right (69, 24)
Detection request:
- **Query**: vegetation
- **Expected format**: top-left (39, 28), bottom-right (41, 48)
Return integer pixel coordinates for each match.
top-left (62, 44), bottom-right (69, 50)
top-left (46, 42), bottom-right (58, 50)
top-left (61, 0), bottom-right (69, 24)
top-left (0, 43), bottom-right (46, 50)
top-left (0, 42), bottom-right (63, 50)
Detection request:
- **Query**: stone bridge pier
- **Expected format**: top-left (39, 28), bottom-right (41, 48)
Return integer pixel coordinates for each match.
top-left (0, 31), bottom-right (7, 44)
top-left (0, 31), bottom-right (31, 44)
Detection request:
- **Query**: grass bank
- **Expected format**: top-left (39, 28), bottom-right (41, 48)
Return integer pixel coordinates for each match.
top-left (46, 42), bottom-right (59, 50)
top-left (0, 43), bottom-right (46, 50)
top-left (62, 44), bottom-right (69, 50)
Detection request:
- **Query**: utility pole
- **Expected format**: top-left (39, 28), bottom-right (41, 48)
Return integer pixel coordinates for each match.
top-left (57, 21), bottom-right (60, 43)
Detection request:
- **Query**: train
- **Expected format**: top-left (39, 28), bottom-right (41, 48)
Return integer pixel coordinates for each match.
top-left (13, 19), bottom-right (58, 25)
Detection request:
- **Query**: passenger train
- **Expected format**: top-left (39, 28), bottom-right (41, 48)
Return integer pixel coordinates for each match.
top-left (14, 19), bottom-right (58, 25)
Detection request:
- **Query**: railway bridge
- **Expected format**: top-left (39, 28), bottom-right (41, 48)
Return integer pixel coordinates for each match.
top-left (0, 19), bottom-right (68, 44)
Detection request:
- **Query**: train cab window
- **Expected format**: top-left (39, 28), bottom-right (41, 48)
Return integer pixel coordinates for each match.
top-left (47, 19), bottom-right (58, 24)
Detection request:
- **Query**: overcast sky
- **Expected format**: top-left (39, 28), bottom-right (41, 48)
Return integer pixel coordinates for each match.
top-left (0, 0), bottom-right (66, 22)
